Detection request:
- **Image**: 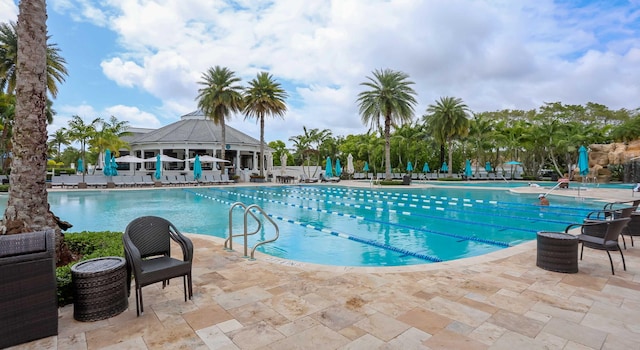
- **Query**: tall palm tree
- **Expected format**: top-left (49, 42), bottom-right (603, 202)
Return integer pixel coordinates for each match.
top-left (356, 68), bottom-right (417, 179)
top-left (3, 0), bottom-right (72, 264)
top-left (48, 128), bottom-right (69, 161)
top-left (0, 21), bottom-right (68, 98)
top-left (196, 66), bottom-right (244, 174)
top-left (91, 116), bottom-right (131, 168)
top-left (424, 96), bottom-right (470, 177)
top-left (67, 115), bottom-right (100, 180)
top-left (243, 72), bottom-right (288, 177)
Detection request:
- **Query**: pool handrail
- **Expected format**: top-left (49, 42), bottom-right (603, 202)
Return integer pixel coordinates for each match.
top-left (225, 202), bottom-right (262, 252)
top-left (246, 204), bottom-right (280, 260)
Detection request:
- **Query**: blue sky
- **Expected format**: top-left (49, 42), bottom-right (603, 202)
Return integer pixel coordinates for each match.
top-left (2, 0), bottom-right (640, 146)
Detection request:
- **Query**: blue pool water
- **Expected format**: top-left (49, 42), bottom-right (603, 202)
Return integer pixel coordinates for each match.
top-left (0, 186), bottom-right (604, 266)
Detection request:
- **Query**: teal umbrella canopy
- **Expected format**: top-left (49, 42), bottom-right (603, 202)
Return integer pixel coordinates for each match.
top-left (325, 157), bottom-right (333, 177)
top-left (464, 159), bottom-right (472, 177)
top-left (193, 155), bottom-right (202, 180)
top-left (578, 146), bottom-right (589, 176)
top-left (155, 154), bottom-right (162, 180)
top-left (77, 158), bottom-right (84, 173)
top-left (335, 159), bottom-right (342, 176)
top-left (363, 161), bottom-right (369, 172)
top-left (485, 162), bottom-right (492, 172)
top-left (103, 149), bottom-right (114, 176)
top-left (441, 162), bottom-right (448, 172)
top-left (505, 160), bottom-right (522, 165)
top-left (422, 163), bottom-right (430, 173)
top-left (406, 161), bottom-right (413, 172)
top-left (110, 153), bottom-right (118, 176)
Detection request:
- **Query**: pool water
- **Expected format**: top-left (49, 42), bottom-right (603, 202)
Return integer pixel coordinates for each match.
top-left (0, 185), bottom-right (603, 266)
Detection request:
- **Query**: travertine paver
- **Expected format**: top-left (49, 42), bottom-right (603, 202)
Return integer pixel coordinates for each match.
top-left (11, 183), bottom-right (640, 350)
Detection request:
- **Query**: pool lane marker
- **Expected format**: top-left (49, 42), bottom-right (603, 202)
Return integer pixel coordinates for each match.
top-left (321, 185), bottom-right (596, 214)
top-left (225, 187), bottom-right (513, 248)
top-left (281, 186), bottom-right (574, 226)
top-left (183, 189), bottom-right (442, 262)
top-left (287, 186), bottom-right (589, 220)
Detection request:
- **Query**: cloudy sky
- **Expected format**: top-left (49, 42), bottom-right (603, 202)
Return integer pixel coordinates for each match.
top-left (2, 0), bottom-right (640, 146)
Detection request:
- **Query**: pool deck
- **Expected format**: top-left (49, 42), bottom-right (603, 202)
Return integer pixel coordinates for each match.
top-left (14, 180), bottom-right (640, 349)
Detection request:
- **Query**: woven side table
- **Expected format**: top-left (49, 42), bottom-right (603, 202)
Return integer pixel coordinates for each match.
top-left (72, 257), bottom-right (128, 321)
top-left (536, 231), bottom-right (578, 273)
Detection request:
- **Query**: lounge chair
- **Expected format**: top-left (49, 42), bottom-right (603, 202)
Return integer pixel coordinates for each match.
top-left (85, 175), bottom-right (108, 188)
top-left (220, 174), bottom-right (232, 184)
top-left (300, 173), bottom-right (318, 183)
top-left (566, 217), bottom-right (630, 275)
top-left (123, 216), bottom-right (193, 316)
top-left (319, 173), bottom-right (340, 183)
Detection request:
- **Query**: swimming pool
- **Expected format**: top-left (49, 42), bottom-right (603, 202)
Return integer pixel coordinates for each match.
top-left (0, 185), bottom-right (603, 266)
top-left (418, 180), bottom-right (632, 189)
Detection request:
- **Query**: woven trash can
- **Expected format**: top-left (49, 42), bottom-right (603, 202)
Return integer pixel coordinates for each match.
top-left (72, 257), bottom-right (128, 321)
top-left (536, 231), bottom-right (578, 273)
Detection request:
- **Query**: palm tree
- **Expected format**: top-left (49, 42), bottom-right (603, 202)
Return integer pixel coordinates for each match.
top-left (356, 68), bottom-right (417, 179)
top-left (2, 0), bottom-right (72, 264)
top-left (91, 116), bottom-right (131, 168)
top-left (67, 115), bottom-right (100, 180)
top-left (48, 128), bottom-right (69, 161)
top-left (0, 21), bottom-right (68, 98)
top-left (196, 66), bottom-right (244, 174)
top-left (243, 72), bottom-right (288, 177)
top-left (424, 96), bottom-right (470, 177)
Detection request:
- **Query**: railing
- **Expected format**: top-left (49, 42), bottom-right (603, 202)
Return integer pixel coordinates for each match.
top-left (225, 202), bottom-right (261, 252)
top-left (225, 202), bottom-right (279, 260)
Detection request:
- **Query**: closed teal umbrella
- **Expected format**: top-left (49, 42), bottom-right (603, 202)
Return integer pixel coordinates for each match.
top-left (193, 155), bottom-right (202, 180)
top-left (363, 162), bottom-right (369, 172)
top-left (464, 159), bottom-right (472, 178)
top-left (155, 154), bottom-right (162, 180)
top-left (335, 158), bottom-right (342, 176)
top-left (422, 163), bottom-right (430, 173)
top-left (485, 162), bottom-right (492, 172)
top-left (325, 156), bottom-right (333, 178)
top-left (441, 162), bottom-right (448, 172)
top-left (103, 149), bottom-right (113, 176)
top-left (578, 146), bottom-right (589, 176)
top-left (406, 161), bottom-right (413, 172)
top-left (110, 153), bottom-right (118, 176)
top-left (77, 158), bottom-right (84, 174)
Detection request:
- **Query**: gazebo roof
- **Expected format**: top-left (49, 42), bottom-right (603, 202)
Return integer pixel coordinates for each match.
top-left (129, 110), bottom-right (264, 146)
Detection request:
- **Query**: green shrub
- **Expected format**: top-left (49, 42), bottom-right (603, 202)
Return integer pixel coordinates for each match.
top-left (0, 184), bottom-right (8, 192)
top-left (56, 231), bottom-right (124, 306)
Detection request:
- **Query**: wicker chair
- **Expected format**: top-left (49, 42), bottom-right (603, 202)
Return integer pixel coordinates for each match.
top-left (567, 218), bottom-right (630, 275)
top-left (621, 212), bottom-right (640, 249)
top-left (0, 230), bottom-right (58, 348)
top-left (123, 216), bottom-right (193, 316)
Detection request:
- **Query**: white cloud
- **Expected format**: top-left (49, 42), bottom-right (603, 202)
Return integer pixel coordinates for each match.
top-left (49, 0), bottom-right (640, 145)
top-left (0, 0), bottom-right (17, 23)
top-left (48, 103), bottom-right (162, 134)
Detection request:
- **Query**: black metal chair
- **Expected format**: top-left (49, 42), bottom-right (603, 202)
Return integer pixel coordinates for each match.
top-left (566, 218), bottom-right (630, 275)
top-left (123, 216), bottom-right (193, 316)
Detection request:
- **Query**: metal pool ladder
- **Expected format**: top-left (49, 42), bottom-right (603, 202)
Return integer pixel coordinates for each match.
top-left (224, 202), bottom-right (280, 260)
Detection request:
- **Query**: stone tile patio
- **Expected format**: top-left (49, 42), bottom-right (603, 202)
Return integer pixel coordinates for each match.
top-left (11, 182), bottom-right (640, 349)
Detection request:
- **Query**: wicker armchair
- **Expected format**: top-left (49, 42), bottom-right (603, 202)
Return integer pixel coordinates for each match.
top-left (123, 216), bottom-right (193, 316)
top-left (566, 218), bottom-right (630, 275)
top-left (0, 230), bottom-right (58, 348)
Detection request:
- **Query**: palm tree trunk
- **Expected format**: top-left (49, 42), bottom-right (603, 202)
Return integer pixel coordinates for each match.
top-left (220, 118), bottom-right (226, 175)
top-left (384, 115), bottom-right (392, 179)
top-left (448, 139), bottom-right (454, 177)
top-left (259, 115), bottom-right (265, 177)
top-left (3, 0), bottom-right (72, 265)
